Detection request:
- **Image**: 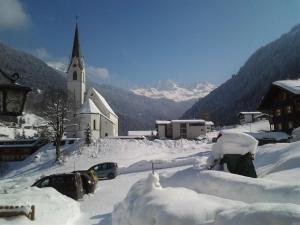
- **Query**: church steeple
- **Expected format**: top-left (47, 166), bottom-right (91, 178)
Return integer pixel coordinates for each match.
top-left (66, 18), bottom-right (86, 110)
top-left (71, 21), bottom-right (82, 59)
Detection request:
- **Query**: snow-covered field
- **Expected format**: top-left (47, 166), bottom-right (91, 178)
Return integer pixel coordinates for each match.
top-left (1, 121), bottom-right (300, 225)
top-left (0, 113), bottom-right (46, 139)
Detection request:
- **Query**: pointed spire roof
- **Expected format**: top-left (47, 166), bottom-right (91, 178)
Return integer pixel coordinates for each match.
top-left (71, 21), bottom-right (82, 59)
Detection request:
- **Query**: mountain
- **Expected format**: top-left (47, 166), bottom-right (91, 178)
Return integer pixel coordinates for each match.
top-left (91, 82), bottom-right (196, 135)
top-left (182, 24), bottom-right (300, 125)
top-left (0, 42), bottom-right (195, 135)
top-left (131, 80), bottom-right (216, 102)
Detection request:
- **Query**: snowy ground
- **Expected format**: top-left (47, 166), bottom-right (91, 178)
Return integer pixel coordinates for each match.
top-left (1, 121), bottom-right (300, 225)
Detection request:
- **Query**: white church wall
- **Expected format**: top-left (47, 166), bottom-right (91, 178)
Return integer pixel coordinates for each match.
top-left (79, 114), bottom-right (100, 140)
top-left (100, 115), bottom-right (115, 137)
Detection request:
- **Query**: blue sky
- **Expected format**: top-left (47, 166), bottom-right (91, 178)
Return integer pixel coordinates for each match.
top-left (1, 0), bottom-right (300, 88)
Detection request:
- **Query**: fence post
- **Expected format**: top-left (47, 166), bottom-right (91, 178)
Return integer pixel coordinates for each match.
top-left (152, 162), bottom-right (154, 174)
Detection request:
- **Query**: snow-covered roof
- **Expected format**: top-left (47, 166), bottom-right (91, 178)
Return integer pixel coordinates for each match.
top-left (89, 88), bottom-right (118, 117)
top-left (171, 119), bottom-right (205, 123)
top-left (128, 130), bottom-right (157, 136)
top-left (205, 121), bottom-right (214, 126)
top-left (156, 120), bottom-right (171, 125)
top-left (80, 99), bottom-right (101, 114)
top-left (273, 79), bottom-right (300, 95)
top-left (239, 112), bottom-right (262, 115)
top-left (248, 132), bottom-right (289, 141)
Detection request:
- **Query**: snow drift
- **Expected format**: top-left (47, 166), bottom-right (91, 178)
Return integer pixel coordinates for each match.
top-left (0, 187), bottom-right (80, 225)
top-left (112, 173), bottom-right (300, 225)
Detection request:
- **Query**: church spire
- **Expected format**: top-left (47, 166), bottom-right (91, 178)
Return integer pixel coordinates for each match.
top-left (71, 19), bottom-right (82, 59)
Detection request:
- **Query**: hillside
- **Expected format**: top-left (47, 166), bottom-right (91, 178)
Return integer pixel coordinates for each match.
top-left (183, 24), bottom-right (300, 125)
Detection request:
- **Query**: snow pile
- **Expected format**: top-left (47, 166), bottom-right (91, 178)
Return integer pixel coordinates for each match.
top-left (255, 141), bottom-right (300, 180)
top-left (208, 131), bottom-right (258, 165)
top-left (0, 187), bottom-right (80, 225)
top-left (113, 172), bottom-right (300, 225)
top-left (160, 167), bottom-right (300, 204)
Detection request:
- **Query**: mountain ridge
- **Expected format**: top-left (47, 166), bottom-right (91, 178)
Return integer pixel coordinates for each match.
top-left (131, 80), bottom-right (216, 102)
top-left (182, 24), bottom-right (300, 125)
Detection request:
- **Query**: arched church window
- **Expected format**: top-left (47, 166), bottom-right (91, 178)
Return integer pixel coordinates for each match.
top-left (93, 119), bottom-right (96, 130)
top-left (73, 71), bottom-right (77, 80)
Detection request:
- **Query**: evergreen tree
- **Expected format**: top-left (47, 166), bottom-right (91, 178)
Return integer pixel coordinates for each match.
top-left (21, 129), bottom-right (26, 139)
top-left (85, 124), bottom-right (91, 146)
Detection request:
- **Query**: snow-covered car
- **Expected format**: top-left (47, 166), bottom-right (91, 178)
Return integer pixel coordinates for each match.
top-left (207, 131), bottom-right (258, 178)
top-left (32, 173), bottom-right (84, 200)
top-left (89, 162), bottom-right (118, 179)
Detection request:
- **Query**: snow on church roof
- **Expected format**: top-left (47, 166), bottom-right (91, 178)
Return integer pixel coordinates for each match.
top-left (80, 99), bottom-right (101, 114)
top-left (273, 79), bottom-right (300, 95)
top-left (89, 88), bottom-right (118, 117)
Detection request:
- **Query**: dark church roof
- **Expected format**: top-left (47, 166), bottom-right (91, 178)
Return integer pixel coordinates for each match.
top-left (71, 22), bottom-right (82, 59)
top-left (67, 22), bottom-right (83, 72)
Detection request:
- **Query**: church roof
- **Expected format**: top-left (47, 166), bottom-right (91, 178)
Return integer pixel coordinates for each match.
top-left (88, 88), bottom-right (118, 117)
top-left (71, 22), bottom-right (82, 59)
top-left (67, 22), bottom-right (84, 72)
top-left (80, 99), bottom-right (101, 114)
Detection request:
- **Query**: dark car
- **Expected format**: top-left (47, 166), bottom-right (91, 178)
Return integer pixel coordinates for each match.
top-left (32, 173), bottom-right (84, 200)
top-left (89, 162), bottom-right (118, 179)
top-left (72, 171), bottom-right (97, 194)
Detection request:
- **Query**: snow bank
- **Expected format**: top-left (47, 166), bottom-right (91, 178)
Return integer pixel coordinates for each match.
top-left (160, 167), bottom-right (300, 205)
top-left (255, 141), bottom-right (300, 180)
top-left (0, 187), bottom-right (80, 225)
top-left (113, 173), bottom-right (300, 225)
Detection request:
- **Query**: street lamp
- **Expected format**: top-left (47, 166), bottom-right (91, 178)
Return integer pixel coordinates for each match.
top-left (0, 70), bottom-right (31, 116)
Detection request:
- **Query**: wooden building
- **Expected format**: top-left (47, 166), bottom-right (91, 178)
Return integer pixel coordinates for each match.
top-left (0, 139), bottom-right (47, 161)
top-left (258, 80), bottom-right (300, 134)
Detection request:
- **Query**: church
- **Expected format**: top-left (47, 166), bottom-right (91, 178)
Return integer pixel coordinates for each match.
top-left (66, 22), bottom-right (118, 140)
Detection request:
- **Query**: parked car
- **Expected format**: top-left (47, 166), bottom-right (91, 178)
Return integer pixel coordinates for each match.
top-left (72, 170), bottom-right (98, 184)
top-left (89, 162), bottom-right (118, 179)
top-left (31, 173), bottom-right (84, 200)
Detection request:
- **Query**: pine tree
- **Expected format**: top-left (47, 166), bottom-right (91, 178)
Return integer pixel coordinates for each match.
top-left (85, 124), bottom-right (91, 146)
top-left (21, 129), bottom-right (26, 139)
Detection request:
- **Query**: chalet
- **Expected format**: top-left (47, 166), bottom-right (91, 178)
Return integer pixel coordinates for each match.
top-left (238, 112), bottom-right (263, 124)
top-left (156, 119), bottom-right (213, 140)
top-left (258, 79), bottom-right (300, 134)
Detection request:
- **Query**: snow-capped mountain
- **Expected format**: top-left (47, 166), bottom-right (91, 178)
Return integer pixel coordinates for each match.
top-left (130, 80), bottom-right (216, 102)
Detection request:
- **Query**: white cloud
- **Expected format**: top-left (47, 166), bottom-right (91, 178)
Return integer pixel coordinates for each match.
top-left (87, 66), bottom-right (109, 79)
top-left (30, 47), bottom-right (110, 79)
top-left (31, 48), bottom-right (50, 60)
top-left (0, 0), bottom-right (30, 29)
top-left (30, 47), bottom-right (68, 72)
top-left (47, 60), bottom-right (68, 72)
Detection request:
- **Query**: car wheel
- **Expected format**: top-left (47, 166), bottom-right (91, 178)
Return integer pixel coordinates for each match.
top-left (107, 173), bottom-right (115, 179)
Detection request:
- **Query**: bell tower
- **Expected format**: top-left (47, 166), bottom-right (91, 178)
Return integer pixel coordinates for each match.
top-left (67, 20), bottom-right (86, 110)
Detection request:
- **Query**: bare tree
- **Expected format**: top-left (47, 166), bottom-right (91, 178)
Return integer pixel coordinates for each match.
top-left (41, 88), bottom-right (74, 162)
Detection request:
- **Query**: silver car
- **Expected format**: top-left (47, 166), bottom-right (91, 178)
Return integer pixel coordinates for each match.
top-left (89, 162), bottom-right (118, 179)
